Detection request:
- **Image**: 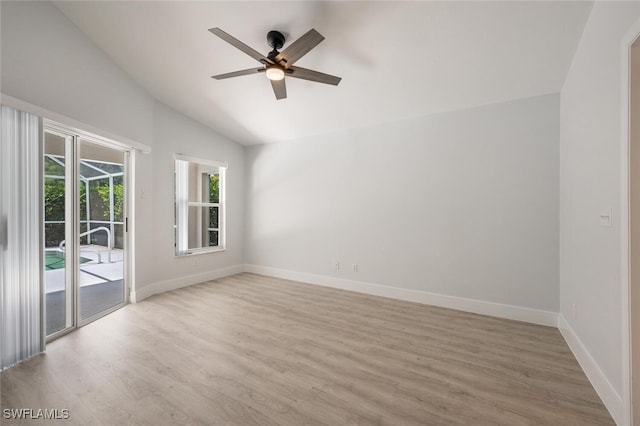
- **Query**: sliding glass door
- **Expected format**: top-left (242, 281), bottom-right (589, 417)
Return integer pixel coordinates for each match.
top-left (44, 131), bottom-right (73, 336)
top-left (78, 139), bottom-right (126, 323)
top-left (44, 127), bottom-right (128, 339)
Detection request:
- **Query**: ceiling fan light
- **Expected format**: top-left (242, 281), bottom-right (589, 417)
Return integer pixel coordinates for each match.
top-left (266, 66), bottom-right (285, 81)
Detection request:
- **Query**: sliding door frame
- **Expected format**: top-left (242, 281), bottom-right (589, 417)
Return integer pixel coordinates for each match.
top-left (77, 138), bottom-right (130, 328)
top-left (44, 120), bottom-right (132, 341)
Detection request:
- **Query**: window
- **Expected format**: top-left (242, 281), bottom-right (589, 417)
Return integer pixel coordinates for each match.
top-left (174, 155), bottom-right (226, 256)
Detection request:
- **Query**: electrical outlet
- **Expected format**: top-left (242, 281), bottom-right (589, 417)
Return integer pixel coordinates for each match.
top-left (334, 261), bottom-right (340, 271)
top-left (352, 264), bottom-right (358, 272)
top-left (600, 208), bottom-right (612, 227)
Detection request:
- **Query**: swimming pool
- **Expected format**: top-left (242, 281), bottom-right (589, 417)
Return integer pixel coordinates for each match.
top-left (45, 252), bottom-right (91, 270)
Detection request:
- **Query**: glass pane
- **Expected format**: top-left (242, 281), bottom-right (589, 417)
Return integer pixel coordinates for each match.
top-left (80, 222), bottom-right (89, 245)
top-left (44, 155), bottom-right (65, 176)
top-left (44, 134), bottom-right (70, 337)
top-left (114, 224), bottom-right (125, 249)
top-left (79, 180), bottom-right (87, 220)
top-left (83, 160), bottom-right (122, 175)
top-left (209, 173), bottom-right (219, 203)
top-left (88, 179), bottom-right (110, 222)
top-left (45, 247), bottom-right (68, 336)
top-left (209, 206), bottom-right (219, 229)
top-left (209, 231), bottom-right (219, 247)
top-left (187, 206), bottom-right (220, 249)
top-left (113, 175), bottom-right (124, 222)
top-left (44, 178), bottom-right (65, 222)
top-left (79, 161), bottom-right (107, 178)
top-left (88, 222), bottom-right (110, 246)
top-left (79, 140), bottom-right (125, 322)
top-left (44, 223), bottom-right (65, 248)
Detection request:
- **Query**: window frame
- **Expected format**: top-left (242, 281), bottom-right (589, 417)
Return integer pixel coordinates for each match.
top-left (174, 154), bottom-right (227, 256)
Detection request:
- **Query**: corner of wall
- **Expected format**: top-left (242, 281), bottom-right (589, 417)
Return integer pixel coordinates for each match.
top-left (557, 314), bottom-right (622, 424)
top-left (132, 264), bottom-right (245, 303)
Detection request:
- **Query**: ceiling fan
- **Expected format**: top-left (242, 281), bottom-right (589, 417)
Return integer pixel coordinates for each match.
top-left (209, 27), bottom-right (342, 100)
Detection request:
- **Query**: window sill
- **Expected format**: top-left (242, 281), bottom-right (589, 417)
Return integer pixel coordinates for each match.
top-left (177, 246), bottom-right (226, 257)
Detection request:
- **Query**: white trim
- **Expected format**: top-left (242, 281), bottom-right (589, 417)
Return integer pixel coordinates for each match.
top-left (174, 154), bottom-right (227, 169)
top-left (182, 246), bottom-right (226, 256)
top-left (244, 264), bottom-right (558, 327)
top-left (130, 264), bottom-right (244, 303)
top-left (558, 314), bottom-right (623, 425)
top-left (175, 159), bottom-right (189, 255)
top-left (620, 15), bottom-right (640, 426)
top-left (218, 166), bottom-right (227, 250)
top-left (127, 150), bottom-right (136, 308)
top-left (188, 202), bottom-right (220, 208)
top-left (0, 94), bottom-right (151, 153)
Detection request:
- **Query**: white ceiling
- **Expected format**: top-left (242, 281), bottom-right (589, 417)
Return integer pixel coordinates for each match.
top-left (54, 1), bottom-right (593, 146)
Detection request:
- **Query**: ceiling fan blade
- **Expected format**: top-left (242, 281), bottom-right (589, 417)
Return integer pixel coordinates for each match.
top-left (287, 66), bottom-right (341, 86)
top-left (270, 78), bottom-right (287, 100)
top-left (274, 29), bottom-right (324, 67)
top-left (212, 68), bottom-right (265, 80)
top-left (209, 27), bottom-right (271, 64)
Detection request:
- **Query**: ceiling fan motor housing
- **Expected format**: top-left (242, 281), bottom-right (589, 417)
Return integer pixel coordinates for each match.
top-left (267, 30), bottom-right (285, 53)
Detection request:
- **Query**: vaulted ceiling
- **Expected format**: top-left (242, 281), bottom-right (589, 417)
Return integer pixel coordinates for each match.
top-left (54, 1), bottom-right (593, 145)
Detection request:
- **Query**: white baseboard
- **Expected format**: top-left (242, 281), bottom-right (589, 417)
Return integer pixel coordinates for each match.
top-left (557, 314), bottom-right (622, 425)
top-left (244, 264), bottom-right (558, 327)
top-left (130, 264), bottom-right (245, 303)
top-left (128, 263), bottom-right (620, 424)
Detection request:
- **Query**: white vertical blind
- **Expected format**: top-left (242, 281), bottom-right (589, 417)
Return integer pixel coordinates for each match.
top-left (1, 106), bottom-right (44, 369)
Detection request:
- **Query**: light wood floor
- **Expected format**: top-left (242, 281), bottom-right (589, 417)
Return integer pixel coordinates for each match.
top-left (1, 273), bottom-right (613, 425)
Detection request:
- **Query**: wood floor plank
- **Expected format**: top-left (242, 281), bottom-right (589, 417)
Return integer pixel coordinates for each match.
top-left (1, 273), bottom-right (614, 425)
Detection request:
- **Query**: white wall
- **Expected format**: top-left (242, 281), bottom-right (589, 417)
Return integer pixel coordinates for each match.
top-left (246, 94), bottom-right (559, 313)
top-left (0, 1), bottom-right (245, 298)
top-left (134, 101), bottom-right (244, 296)
top-left (560, 1), bottom-right (640, 416)
top-left (0, 1), bottom-right (154, 146)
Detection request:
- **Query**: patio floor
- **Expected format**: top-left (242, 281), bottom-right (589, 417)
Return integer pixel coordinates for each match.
top-left (45, 245), bottom-right (125, 336)
top-left (45, 245), bottom-right (124, 293)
